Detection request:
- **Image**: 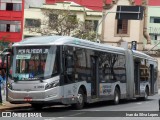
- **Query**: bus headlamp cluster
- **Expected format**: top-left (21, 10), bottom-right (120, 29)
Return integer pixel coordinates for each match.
top-left (45, 80), bottom-right (59, 90)
top-left (7, 83), bottom-right (12, 90)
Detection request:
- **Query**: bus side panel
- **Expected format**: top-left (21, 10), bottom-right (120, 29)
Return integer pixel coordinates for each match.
top-left (111, 82), bottom-right (127, 99)
top-left (125, 50), bottom-right (134, 99)
top-left (154, 62), bottom-right (158, 94)
top-left (62, 81), bottom-right (90, 104)
top-left (148, 60), bottom-right (158, 95)
top-left (119, 83), bottom-right (127, 99)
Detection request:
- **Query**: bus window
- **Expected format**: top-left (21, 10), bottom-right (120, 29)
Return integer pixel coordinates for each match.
top-left (21, 60), bottom-right (26, 73)
top-left (36, 61), bottom-right (44, 75)
top-left (74, 48), bottom-right (87, 81)
top-left (98, 52), bottom-right (126, 83)
top-left (64, 46), bottom-right (74, 83)
top-left (29, 60), bottom-right (34, 73)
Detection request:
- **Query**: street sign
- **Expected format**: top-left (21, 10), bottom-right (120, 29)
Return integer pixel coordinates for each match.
top-left (131, 41), bottom-right (137, 50)
top-left (115, 6), bottom-right (144, 20)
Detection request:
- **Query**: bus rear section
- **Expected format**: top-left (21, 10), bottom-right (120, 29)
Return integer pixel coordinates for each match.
top-left (127, 51), bottom-right (158, 100)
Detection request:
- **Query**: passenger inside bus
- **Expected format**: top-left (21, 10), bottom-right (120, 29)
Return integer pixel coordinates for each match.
top-left (28, 60), bottom-right (44, 77)
top-left (35, 61), bottom-right (44, 75)
top-left (28, 60), bottom-right (35, 74)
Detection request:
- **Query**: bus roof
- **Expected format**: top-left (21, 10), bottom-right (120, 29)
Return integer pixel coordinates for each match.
top-left (12, 36), bottom-right (157, 61)
top-left (13, 36), bottom-right (126, 54)
top-left (132, 50), bottom-right (157, 62)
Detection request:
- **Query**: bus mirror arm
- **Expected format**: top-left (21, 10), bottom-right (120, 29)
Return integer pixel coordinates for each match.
top-left (14, 79), bottom-right (18, 83)
top-left (13, 76), bottom-right (19, 83)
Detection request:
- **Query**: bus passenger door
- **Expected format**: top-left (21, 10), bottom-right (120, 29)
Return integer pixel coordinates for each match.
top-left (150, 64), bottom-right (154, 94)
top-left (91, 56), bottom-right (99, 98)
top-left (134, 62), bottom-right (140, 95)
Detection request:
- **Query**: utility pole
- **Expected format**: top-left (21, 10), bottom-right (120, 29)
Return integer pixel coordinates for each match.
top-left (101, 0), bottom-right (107, 43)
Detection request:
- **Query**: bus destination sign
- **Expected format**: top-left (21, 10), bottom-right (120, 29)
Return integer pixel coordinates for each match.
top-left (17, 48), bottom-right (49, 54)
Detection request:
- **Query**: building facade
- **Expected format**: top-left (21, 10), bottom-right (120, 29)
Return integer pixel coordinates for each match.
top-left (44, 0), bottom-right (160, 48)
top-left (24, 2), bottom-right (102, 38)
top-left (102, 0), bottom-right (144, 50)
top-left (101, 0), bottom-right (160, 71)
top-left (25, 0), bottom-right (45, 8)
top-left (148, 6), bottom-right (160, 42)
top-left (44, 0), bottom-right (160, 73)
top-left (0, 0), bottom-right (24, 43)
top-left (45, 0), bottom-right (160, 11)
top-left (147, 6), bottom-right (160, 71)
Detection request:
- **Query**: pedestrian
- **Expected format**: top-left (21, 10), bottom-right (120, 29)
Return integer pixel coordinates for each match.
top-left (2, 69), bottom-right (6, 95)
top-left (0, 69), bottom-right (5, 105)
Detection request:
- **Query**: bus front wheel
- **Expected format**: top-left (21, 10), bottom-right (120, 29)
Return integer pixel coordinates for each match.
top-left (72, 89), bottom-right (85, 110)
top-left (113, 88), bottom-right (120, 105)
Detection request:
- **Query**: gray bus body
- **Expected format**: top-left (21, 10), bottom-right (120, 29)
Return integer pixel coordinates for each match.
top-left (7, 36), bottom-right (158, 108)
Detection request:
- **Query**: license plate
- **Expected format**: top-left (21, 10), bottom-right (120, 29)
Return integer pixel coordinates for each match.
top-left (24, 97), bottom-right (32, 101)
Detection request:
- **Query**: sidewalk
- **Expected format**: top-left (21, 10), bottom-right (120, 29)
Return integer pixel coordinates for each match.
top-left (0, 90), bottom-right (30, 111)
top-left (0, 102), bottom-right (31, 111)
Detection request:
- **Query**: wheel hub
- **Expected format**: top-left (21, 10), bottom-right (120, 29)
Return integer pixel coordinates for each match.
top-left (77, 94), bottom-right (83, 103)
top-left (115, 93), bottom-right (119, 102)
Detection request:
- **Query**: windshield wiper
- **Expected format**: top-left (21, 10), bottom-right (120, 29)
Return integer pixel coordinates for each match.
top-left (34, 75), bottom-right (44, 82)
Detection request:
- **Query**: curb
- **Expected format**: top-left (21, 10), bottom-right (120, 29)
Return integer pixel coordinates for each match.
top-left (0, 106), bottom-right (31, 112)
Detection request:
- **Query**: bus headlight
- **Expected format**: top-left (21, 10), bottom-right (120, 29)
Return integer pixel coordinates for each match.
top-left (7, 83), bottom-right (12, 90)
top-left (45, 80), bottom-right (59, 90)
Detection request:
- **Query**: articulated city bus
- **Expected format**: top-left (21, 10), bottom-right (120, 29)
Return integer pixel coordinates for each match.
top-left (7, 36), bottom-right (158, 109)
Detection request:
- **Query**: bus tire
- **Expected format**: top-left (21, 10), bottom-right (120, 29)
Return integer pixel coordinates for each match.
top-left (31, 103), bottom-right (43, 110)
top-left (113, 88), bottom-right (120, 105)
top-left (72, 89), bottom-right (85, 110)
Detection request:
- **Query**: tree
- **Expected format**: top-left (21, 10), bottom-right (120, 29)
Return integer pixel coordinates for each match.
top-left (27, 9), bottom-right (100, 41)
top-left (72, 21), bottom-right (98, 41)
top-left (0, 35), bottom-right (10, 51)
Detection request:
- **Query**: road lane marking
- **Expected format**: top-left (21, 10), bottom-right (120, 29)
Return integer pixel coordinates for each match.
top-left (57, 117), bottom-right (65, 119)
top-left (67, 112), bottom-right (85, 117)
top-left (94, 110), bottom-right (101, 111)
top-left (136, 102), bottom-right (142, 104)
top-left (44, 118), bottom-right (56, 120)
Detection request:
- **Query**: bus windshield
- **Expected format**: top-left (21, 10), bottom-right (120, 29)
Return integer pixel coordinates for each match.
top-left (10, 46), bottom-right (58, 81)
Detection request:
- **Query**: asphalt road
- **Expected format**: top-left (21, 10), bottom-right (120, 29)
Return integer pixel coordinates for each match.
top-left (1, 93), bottom-right (160, 120)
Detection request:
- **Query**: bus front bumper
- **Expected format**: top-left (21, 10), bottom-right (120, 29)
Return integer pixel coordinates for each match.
top-left (7, 87), bottom-right (63, 104)
top-left (7, 87), bottom-right (78, 105)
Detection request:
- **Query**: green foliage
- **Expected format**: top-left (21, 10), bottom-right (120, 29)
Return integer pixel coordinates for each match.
top-left (0, 36), bottom-right (10, 51)
top-left (73, 29), bottom-right (97, 41)
top-left (27, 9), bottom-right (100, 41)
